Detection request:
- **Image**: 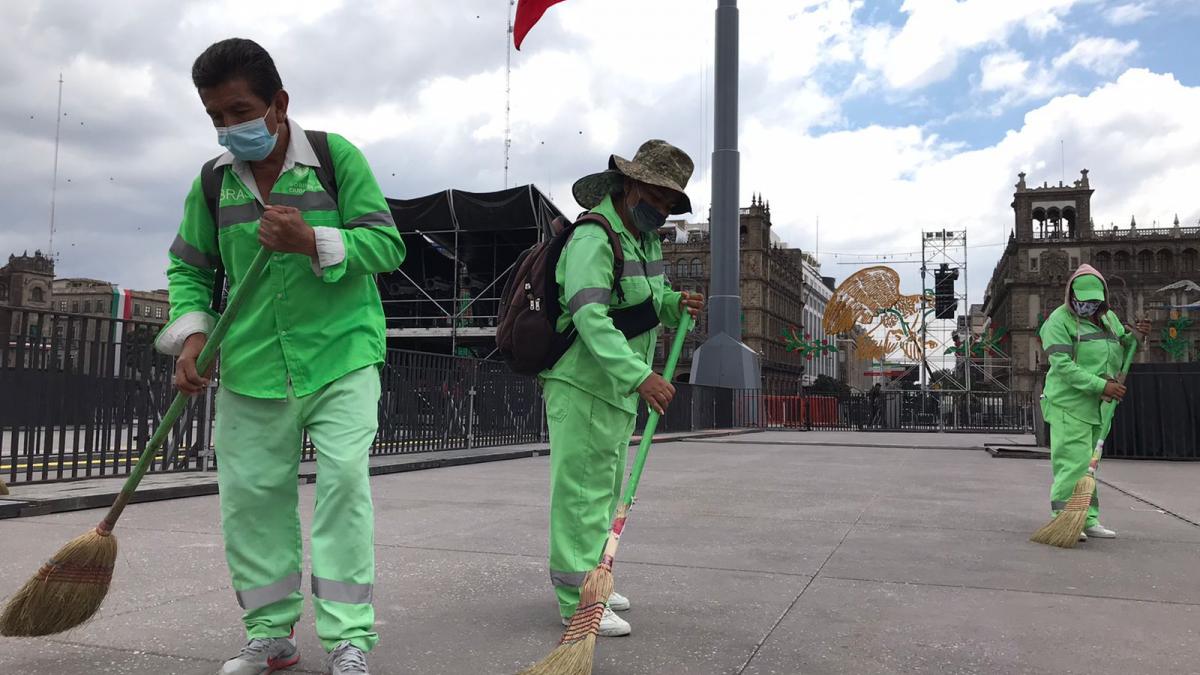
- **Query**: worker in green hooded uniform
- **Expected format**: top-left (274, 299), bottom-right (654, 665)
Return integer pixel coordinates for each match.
top-left (1039, 264), bottom-right (1149, 541)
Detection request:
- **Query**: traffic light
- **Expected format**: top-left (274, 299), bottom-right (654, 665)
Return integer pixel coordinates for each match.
top-left (934, 263), bottom-right (958, 319)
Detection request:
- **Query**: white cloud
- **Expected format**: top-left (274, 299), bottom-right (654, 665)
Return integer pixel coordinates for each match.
top-left (1105, 2), bottom-right (1155, 25)
top-left (739, 69), bottom-right (1200, 300)
top-left (1053, 37), bottom-right (1140, 76)
top-left (860, 0), bottom-right (1082, 90)
top-left (979, 51), bottom-right (1032, 92)
top-left (0, 0), bottom-right (1195, 304)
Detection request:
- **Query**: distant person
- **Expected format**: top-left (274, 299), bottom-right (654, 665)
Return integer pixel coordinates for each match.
top-left (542, 140), bottom-right (703, 636)
top-left (868, 383), bottom-right (882, 427)
top-left (157, 38), bottom-right (404, 675)
top-left (1038, 265), bottom-right (1148, 541)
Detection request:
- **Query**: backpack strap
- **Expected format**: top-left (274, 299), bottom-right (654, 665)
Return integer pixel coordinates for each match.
top-left (199, 156), bottom-right (226, 313)
top-left (196, 130), bottom-right (341, 314)
top-left (573, 212), bottom-right (626, 304)
top-left (304, 129), bottom-right (339, 206)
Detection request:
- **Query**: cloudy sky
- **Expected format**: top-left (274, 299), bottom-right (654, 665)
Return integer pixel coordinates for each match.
top-left (2, 0), bottom-right (1199, 303)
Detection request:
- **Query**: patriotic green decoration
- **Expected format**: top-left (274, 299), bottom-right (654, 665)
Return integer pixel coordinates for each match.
top-left (1161, 311), bottom-right (1193, 361)
top-left (782, 326), bottom-right (838, 361)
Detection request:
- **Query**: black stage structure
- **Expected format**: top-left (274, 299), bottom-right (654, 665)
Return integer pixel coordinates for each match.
top-left (380, 185), bottom-right (566, 357)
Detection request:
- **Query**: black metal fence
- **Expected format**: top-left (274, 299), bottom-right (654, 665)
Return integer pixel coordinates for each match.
top-left (3, 306), bottom-right (1036, 486)
top-left (1, 307), bottom-right (212, 485)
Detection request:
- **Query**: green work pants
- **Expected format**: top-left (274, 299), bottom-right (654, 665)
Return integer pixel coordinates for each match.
top-left (1046, 403), bottom-right (1101, 528)
top-left (545, 379), bottom-right (636, 619)
top-left (214, 366), bottom-right (380, 652)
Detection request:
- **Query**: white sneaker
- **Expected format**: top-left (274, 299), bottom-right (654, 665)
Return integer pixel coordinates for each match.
top-left (1084, 524), bottom-right (1117, 539)
top-left (562, 606), bottom-right (631, 637)
top-left (608, 590), bottom-right (630, 612)
top-left (1078, 531), bottom-right (1087, 542)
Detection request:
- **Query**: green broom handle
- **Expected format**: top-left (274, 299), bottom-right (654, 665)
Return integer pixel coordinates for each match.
top-left (99, 247), bottom-right (273, 532)
top-left (1091, 337), bottom-right (1140, 471)
top-left (621, 311), bottom-right (693, 510)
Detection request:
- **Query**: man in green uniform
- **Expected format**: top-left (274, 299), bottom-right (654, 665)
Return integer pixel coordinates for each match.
top-left (541, 140), bottom-right (703, 636)
top-left (156, 39), bottom-right (404, 675)
top-left (1039, 264), bottom-right (1148, 541)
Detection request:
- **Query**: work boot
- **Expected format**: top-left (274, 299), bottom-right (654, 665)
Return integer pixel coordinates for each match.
top-left (326, 641), bottom-right (370, 675)
top-left (217, 631), bottom-right (299, 674)
top-left (608, 590), bottom-right (631, 612)
top-left (1084, 524), bottom-right (1117, 539)
top-left (562, 606), bottom-right (631, 637)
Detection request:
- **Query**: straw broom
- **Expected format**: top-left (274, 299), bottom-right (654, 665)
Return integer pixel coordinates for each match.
top-left (0, 477), bottom-right (8, 496)
top-left (0, 248), bottom-right (272, 637)
top-left (517, 312), bottom-right (693, 675)
top-left (1031, 336), bottom-right (1138, 548)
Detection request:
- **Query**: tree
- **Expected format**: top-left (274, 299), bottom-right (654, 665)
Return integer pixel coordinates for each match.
top-left (810, 374), bottom-right (850, 397)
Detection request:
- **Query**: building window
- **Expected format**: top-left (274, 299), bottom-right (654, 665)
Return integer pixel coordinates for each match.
top-left (691, 259), bottom-right (703, 277)
top-left (1029, 256), bottom-right (1038, 271)
top-left (133, 303), bottom-right (141, 316)
top-left (1184, 249), bottom-right (1198, 272)
top-left (31, 287), bottom-right (45, 302)
top-left (60, 301), bottom-right (67, 311)
top-left (84, 300), bottom-right (92, 313)
top-left (1094, 251), bottom-right (1111, 269)
top-left (144, 305), bottom-right (152, 317)
top-left (663, 261), bottom-right (672, 278)
top-left (1137, 250), bottom-right (1154, 273)
top-left (1114, 251), bottom-right (1131, 271)
top-left (155, 306), bottom-right (163, 319)
top-left (72, 301), bottom-right (80, 313)
top-left (1156, 249), bottom-right (1172, 274)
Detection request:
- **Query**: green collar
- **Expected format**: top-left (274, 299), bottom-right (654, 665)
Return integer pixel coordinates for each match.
top-left (593, 194), bottom-right (629, 236)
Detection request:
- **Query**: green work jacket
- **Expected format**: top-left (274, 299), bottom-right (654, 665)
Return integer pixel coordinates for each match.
top-left (541, 195), bottom-right (684, 413)
top-left (156, 121), bottom-right (406, 399)
top-left (1039, 304), bottom-right (1136, 424)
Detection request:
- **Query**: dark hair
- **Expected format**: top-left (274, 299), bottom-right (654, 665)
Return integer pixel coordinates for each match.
top-left (192, 38), bottom-right (282, 104)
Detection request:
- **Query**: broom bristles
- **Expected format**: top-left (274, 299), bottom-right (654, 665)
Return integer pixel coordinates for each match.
top-left (0, 528), bottom-right (117, 636)
top-left (517, 565), bottom-right (614, 675)
top-left (1031, 474), bottom-right (1095, 549)
top-left (0, 476), bottom-right (8, 496)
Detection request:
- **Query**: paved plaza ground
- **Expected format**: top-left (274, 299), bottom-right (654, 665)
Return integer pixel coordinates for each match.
top-left (2, 430), bottom-right (1198, 674)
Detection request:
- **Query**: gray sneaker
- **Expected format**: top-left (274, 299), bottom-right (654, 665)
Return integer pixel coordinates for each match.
top-left (326, 641), bottom-right (370, 675)
top-left (217, 631), bottom-right (299, 674)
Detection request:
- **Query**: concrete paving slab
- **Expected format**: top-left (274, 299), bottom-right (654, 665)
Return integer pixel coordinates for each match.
top-left (741, 577), bottom-right (1200, 675)
top-left (1099, 459), bottom-right (1200, 525)
top-left (0, 640), bottom-right (218, 675)
top-left (823, 520), bottom-right (1200, 605)
top-left (2, 429), bottom-right (1198, 675)
top-left (31, 545), bottom-right (804, 675)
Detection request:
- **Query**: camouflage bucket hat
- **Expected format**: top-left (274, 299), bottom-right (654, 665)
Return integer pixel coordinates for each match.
top-left (572, 139), bottom-right (694, 215)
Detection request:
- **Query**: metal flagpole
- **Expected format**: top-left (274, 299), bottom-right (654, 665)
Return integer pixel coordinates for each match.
top-left (49, 72), bottom-right (63, 258)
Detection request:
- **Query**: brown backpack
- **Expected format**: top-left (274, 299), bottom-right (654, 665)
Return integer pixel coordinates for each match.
top-left (496, 213), bottom-right (659, 376)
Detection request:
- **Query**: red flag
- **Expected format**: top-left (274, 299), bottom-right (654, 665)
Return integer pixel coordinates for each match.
top-left (513, 0), bottom-right (567, 50)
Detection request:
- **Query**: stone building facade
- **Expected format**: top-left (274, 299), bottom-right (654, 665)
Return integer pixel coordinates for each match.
top-left (657, 196), bottom-right (809, 390)
top-left (983, 170), bottom-right (1200, 392)
top-left (0, 251), bottom-right (54, 310)
top-left (51, 278), bottom-right (170, 324)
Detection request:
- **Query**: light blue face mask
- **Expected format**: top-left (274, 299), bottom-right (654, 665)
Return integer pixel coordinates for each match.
top-left (216, 106), bottom-right (278, 161)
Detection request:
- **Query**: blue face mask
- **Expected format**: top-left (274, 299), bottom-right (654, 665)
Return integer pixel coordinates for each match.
top-left (216, 106), bottom-right (278, 161)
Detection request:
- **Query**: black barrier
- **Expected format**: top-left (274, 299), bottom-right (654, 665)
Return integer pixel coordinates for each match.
top-left (1107, 362), bottom-right (1200, 460)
